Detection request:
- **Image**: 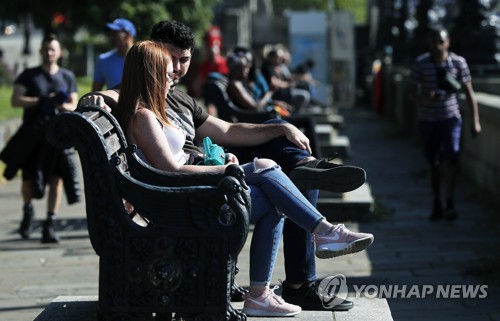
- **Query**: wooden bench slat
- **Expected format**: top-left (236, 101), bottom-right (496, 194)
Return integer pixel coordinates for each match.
top-left (82, 111), bottom-right (100, 121)
top-left (94, 116), bottom-right (115, 136)
top-left (105, 133), bottom-right (121, 157)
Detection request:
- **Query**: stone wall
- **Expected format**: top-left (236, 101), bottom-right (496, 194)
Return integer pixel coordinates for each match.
top-left (460, 92), bottom-right (500, 200)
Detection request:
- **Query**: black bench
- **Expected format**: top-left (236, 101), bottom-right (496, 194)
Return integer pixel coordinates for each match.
top-left (46, 106), bottom-right (251, 321)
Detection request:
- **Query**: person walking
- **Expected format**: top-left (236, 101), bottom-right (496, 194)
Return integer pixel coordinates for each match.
top-left (409, 27), bottom-right (481, 221)
top-left (0, 33), bottom-right (81, 243)
top-left (92, 18), bottom-right (136, 91)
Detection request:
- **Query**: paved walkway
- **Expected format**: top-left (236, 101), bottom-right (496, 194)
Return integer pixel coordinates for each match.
top-left (340, 107), bottom-right (500, 321)
top-left (0, 106), bottom-right (499, 321)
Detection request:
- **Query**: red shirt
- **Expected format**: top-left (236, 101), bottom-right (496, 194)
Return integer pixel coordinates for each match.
top-left (199, 55), bottom-right (229, 80)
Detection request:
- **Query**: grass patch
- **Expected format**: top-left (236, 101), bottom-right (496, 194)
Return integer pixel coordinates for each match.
top-left (0, 86), bottom-right (21, 121)
top-left (0, 77), bottom-right (92, 121)
top-left (77, 76), bottom-right (92, 98)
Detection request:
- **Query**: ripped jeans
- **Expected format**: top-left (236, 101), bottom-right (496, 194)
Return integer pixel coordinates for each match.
top-left (228, 119), bottom-right (319, 284)
top-left (242, 159), bottom-right (324, 285)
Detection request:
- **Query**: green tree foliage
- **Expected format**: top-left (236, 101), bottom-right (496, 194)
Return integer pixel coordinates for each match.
top-left (0, 0), bottom-right (221, 46)
top-left (273, 0), bottom-right (367, 25)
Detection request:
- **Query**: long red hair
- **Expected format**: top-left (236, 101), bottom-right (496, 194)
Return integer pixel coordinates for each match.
top-left (114, 40), bottom-right (172, 129)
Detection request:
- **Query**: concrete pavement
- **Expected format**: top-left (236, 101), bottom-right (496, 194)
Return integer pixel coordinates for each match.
top-left (0, 106), bottom-right (499, 320)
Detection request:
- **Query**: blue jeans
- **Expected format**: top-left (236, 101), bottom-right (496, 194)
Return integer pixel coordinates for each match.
top-left (228, 119), bottom-right (318, 284)
top-left (242, 160), bottom-right (324, 285)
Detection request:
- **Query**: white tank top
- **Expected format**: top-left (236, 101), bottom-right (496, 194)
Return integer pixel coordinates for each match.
top-left (136, 121), bottom-right (188, 166)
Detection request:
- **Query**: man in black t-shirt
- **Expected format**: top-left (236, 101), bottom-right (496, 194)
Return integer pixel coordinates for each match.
top-left (1, 34), bottom-right (80, 243)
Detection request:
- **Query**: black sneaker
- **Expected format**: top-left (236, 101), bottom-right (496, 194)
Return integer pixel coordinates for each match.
top-left (289, 155), bottom-right (366, 193)
top-left (41, 218), bottom-right (60, 243)
top-left (281, 280), bottom-right (353, 311)
top-left (19, 204), bottom-right (35, 239)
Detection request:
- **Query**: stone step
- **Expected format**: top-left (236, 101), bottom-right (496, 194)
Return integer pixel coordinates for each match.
top-left (34, 296), bottom-right (393, 321)
top-left (317, 183), bottom-right (374, 222)
top-left (33, 296), bottom-right (334, 321)
top-left (232, 301), bottom-right (332, 321)
top-left (232, 298), bottom-right (393, 320)
top-left (318, 113), bottom-right (345, 130)
top-left (320, 135), bottom-right (350, 159)
top-left (303, 108), bottom-right (345, 130)
top-left (315, 123), bottom-right (338, 143)
top-left (333, 297), bottom-right (394, 321)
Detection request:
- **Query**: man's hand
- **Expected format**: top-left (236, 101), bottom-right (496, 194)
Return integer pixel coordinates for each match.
top-left (282, 122), bottom-right (312, 154)
top-left (471, 120), bottom-right (481, 138)
top-left (79, 95), bottom-right (111, 112)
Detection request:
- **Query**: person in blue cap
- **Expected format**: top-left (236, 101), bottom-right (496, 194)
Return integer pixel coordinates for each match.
top-left (92, 18), bottom-right (136, 91)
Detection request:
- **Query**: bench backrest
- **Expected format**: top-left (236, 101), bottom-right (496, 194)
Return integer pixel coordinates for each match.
top-left (47, 105), bottom-right (251, 249)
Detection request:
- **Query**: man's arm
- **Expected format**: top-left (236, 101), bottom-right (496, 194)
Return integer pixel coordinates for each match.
top-left (11, 84), bottom-right (39, 108)
top-left (79, 89), bottom-right (311, 152)
top-left (227, 81), bottom-right (273, 111)
top-left (196, 115), bottom-right (312, 153)
top-left (58, 92), bottom-right (79, 112)
top-left (462, 81), bottom-right (481, 135)
top-left (409, 81), bottom-right (438, 105)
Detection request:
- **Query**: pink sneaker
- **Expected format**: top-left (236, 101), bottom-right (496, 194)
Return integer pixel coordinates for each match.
top-left (242, 286), bottom-right (302, 317)
top-left (315, 224), bottom-right (374, 259)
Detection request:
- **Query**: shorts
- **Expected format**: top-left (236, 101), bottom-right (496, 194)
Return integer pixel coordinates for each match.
top-left (419, 116), bottom-right (462, 165)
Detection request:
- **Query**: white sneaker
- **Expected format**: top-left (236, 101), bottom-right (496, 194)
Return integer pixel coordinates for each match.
top-left (315, 224), bottom-right (374, 259)
top-left (242, 286), bottom-right (302, 317)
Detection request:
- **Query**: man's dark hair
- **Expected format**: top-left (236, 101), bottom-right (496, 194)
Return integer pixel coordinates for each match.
top-left (266, 49), bottom-right (279, 59)
top-left (42, 33), bottom-right (59, 45)
top-left (430, 26), bottom-right (449, 41)
top-left (150, 20), bottom-right (195, 51)
top-left (233, 46), bottom-right (249, 55)
top-left (232, 46), bottom-right (260, 82)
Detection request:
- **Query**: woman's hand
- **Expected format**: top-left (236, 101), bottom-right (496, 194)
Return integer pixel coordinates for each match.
top-left (79, 95), bottom-right (111, 112)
